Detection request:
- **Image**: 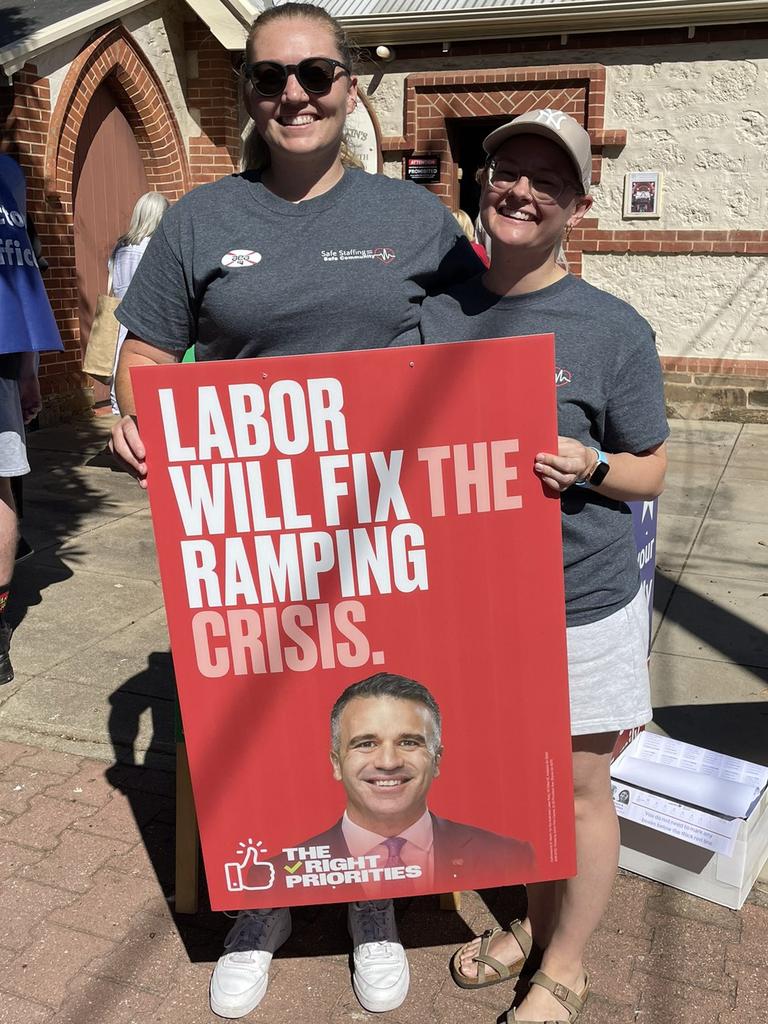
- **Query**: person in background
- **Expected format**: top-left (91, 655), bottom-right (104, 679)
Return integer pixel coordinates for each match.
top-left (0, 152), bottom-right (63, 684)
top-left (108, 192), bottom-right (169, 413)
top-left (454, 208), bottom-right (490, 267)
top-left (421, 109), bottom-right (668, 1024)
top-left (108, 3), bottom-right (481, 1017)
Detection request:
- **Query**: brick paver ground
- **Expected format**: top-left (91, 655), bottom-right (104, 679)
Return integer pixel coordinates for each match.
top-left (1, 736), bottom-right (766, 1024)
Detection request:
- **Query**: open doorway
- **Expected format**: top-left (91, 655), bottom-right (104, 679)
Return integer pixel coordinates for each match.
top-left (447, 115), bottom-right (509, 221)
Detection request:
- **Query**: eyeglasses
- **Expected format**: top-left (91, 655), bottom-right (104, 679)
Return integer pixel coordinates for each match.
top-left (241, 58), bottom-right (350, 97)
top-left (486, 159), bottom-right (582, 203)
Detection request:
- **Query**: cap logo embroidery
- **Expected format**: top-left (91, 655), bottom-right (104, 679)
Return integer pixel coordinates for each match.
top-left (535, 109), bottom-right (567, 130)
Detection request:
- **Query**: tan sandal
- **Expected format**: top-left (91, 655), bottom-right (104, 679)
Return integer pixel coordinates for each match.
top-left (507, 969), bottom-right (590, 1023)
top-left (450, 919), bottom-right (533, 989)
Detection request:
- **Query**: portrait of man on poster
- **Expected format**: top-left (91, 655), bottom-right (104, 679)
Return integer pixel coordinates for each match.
top-left (294, 672), bottom-right (535, 893)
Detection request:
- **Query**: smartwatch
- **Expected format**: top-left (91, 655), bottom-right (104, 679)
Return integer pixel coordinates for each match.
top-left (575, 447), bottom-right (610, 488)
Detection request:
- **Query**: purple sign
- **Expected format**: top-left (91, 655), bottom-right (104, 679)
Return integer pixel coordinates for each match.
top-left (630, 499), bottom-right (658, 652)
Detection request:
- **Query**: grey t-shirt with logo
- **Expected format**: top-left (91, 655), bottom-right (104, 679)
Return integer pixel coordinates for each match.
top-left (116, 169), bottom-right (480, 359)
top-left (420, 273), bottom-right (669, 626)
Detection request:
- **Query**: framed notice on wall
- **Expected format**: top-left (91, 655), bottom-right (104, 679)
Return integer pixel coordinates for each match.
top-left (405, 155), bottom-right (441, 184)
top-left (133, 339), bottom-right (576, 912)
top-left (623, 171), bottom-right (662, 219)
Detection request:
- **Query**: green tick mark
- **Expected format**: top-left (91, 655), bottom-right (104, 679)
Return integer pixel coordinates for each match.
top-left (284, 862), bottom-right (302, 874)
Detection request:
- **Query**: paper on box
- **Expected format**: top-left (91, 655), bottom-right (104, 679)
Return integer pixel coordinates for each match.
top-left (611, 732), bottom-right (767, 818)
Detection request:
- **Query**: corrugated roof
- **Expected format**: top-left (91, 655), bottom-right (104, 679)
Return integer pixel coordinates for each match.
top-left (277, 1), bottom-right (570, 13)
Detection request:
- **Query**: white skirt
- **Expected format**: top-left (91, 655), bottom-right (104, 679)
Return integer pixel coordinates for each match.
top-left (566, 586), bottom-right (652, 736)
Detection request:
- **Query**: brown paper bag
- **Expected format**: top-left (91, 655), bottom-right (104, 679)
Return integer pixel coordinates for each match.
top-left (83, 293), bottom-right (121, 384)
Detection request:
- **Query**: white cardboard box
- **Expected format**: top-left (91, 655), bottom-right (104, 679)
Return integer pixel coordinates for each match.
top-left (611, 734), bottom-right (768, 910)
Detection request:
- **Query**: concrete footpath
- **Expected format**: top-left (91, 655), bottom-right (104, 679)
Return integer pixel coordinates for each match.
top-left (0, 417), bottom-right (766, 1023)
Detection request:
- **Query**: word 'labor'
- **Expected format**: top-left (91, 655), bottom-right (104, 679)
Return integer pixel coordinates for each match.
top-left (159, 378), bottom-right (348, 460)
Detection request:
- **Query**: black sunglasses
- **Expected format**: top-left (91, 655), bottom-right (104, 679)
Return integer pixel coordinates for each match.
top-left (241, 58), bottom-right (350, 97)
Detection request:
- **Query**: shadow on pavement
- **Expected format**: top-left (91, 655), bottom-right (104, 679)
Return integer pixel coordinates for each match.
top-left (7, 421), bottom-right (121, 630)
top-left (654, 700), bottom-right (768, 766)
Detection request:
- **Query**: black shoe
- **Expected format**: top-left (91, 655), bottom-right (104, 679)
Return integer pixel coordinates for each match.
top-left (15, 536), bottom-right (34, 564)
top-left (0, 621), bottom-right (13, 685)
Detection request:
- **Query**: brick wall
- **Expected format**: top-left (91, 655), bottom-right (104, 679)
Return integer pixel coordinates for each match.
top-left (185, 22), bottom-right (241, 184)
top-left (388, 65), bottom-right (624, 212)
top-left (661, 357), bottom-right (768, 422)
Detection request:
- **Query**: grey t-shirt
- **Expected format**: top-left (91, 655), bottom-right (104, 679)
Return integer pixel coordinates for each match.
top-left (420, 273), bottom-right (669, 626)
top-left (116, 169), bottom-right (480, 358)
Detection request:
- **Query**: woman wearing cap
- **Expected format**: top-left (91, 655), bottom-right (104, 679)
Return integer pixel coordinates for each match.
top-left (421, 110), bottom-right (668, 1023)
top-left (108, 2), bottom-right (479, 1019)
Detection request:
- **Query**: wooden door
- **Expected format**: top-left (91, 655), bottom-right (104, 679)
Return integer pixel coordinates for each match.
top-left (73, 82), bottom-right (149, 401)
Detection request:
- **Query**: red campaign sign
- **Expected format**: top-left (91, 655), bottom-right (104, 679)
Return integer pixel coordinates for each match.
top-left (132, 337), bottom-right (575, 911)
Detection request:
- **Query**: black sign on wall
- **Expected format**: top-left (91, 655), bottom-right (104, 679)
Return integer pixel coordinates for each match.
top-left (405, 155), bottom-right (441, 184)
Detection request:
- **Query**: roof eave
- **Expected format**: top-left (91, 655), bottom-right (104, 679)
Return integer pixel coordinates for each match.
top-left (0, 0), bottom-right (253, 78)
top-left (340, 1), bottom-right (768, 46)
top-left (0, 0), bottom-right (153, 77)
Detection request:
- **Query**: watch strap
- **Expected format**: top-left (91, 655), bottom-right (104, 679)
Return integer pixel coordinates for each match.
top-left (574, 447), bottom-right (609, 488)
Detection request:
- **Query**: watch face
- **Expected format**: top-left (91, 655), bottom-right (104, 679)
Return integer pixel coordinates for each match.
top-left (590, 459), bottom-right (610, 486)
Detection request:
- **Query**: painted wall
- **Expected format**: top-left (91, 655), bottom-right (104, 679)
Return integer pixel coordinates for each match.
top-left (583, 253), bottom-right (768, 361)
top-left (362, 41), bottom-right (768, 227)
top-left (597, 49), bottom-right (768, 231)
top-left (361, 39), bottom-right (768, 361)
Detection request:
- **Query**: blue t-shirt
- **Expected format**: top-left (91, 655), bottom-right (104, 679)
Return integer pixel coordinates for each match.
top-left (0, 155), bottom-right (62, 355)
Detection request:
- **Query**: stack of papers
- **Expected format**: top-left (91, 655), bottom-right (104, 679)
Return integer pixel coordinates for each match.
top-left (611, 732), bottom-right (768, 856)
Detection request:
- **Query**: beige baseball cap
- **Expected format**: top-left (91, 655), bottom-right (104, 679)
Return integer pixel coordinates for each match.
top-left (482, 109), bottom-right (593, 195)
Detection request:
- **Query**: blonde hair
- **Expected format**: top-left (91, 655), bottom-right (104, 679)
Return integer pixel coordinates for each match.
top-left (116, 192), bottom-right (169, 248)
top-left (240, 2), bottom-right (362, 173)
top-left (452, 209), bottom-right (476, 243)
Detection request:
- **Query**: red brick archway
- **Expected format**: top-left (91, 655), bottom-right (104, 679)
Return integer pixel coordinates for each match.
top-left (45, 22), bottom-right (190, 207)
top-left (34, 23), bottom-right (192, 404)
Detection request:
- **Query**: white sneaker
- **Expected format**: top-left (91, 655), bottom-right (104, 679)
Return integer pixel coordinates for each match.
top-left (209, 907), bottom-right (292, 1018)
top-left (348, 900), bottom-right (409, 1013)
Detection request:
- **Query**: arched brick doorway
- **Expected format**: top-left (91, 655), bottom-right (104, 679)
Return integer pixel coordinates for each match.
top-left (44, 23), bottom-right (191, 399)
top-left (74, 81), bottom-right (151, 403)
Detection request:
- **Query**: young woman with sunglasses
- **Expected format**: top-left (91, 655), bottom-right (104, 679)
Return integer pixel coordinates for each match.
top-left (108, 3), bottom-right (479, 1020)
top-left (421, 111), bottom-right (668, 1023)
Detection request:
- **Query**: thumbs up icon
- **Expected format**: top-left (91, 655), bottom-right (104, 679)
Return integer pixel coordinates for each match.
top-left (225, 839), bottom-right (276, 892)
